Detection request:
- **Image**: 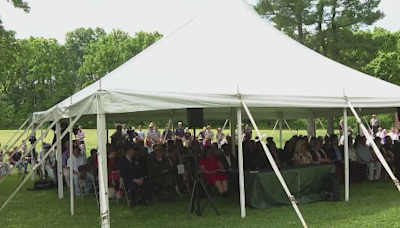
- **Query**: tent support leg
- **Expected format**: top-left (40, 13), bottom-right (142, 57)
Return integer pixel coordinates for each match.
top-left (344, 108), bottom-right (349, 201)
top-left (56, 121), bottom-right (63, 199)
top-left (97, 100), bottom-right (110, 228)
top-left (283, 119), bottom-right (294, 135)
top-left (230, 108), bottom-right (236, 157)
top-left (0, 120), bottom-right (57, 186)
top-left (0, 96), bottom-right (93, 213)
top-left (279, 113), bottom-right (283, 149)
top-left (237, 107), bottom-right (246, 218)
top-left (69, 118), bottom-right (74, 216)
top-left (0, 117), bottom-right (30, 157)
top-left (347, 101), bottom-right (400, 192)
top-left (271, 119), bottom-right (279, 137)
top-left (31, 118), bottom-right (37, 181)
top-left (241, 101), bottom-right (308, 228)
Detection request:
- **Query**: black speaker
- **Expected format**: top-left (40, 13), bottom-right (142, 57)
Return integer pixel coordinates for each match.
top-left (187, 108), bottom-right (204, 128)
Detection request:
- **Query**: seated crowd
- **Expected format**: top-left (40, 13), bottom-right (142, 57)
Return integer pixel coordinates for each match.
top-left (2, 120), bottom-right (397, 206)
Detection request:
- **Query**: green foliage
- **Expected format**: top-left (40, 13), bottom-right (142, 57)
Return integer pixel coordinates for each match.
top-left (0, 29), bottom-right (162, 129)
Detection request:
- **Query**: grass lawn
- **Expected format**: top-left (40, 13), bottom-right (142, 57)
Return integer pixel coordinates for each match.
top-left (0, 174), bottom-right (400, 227)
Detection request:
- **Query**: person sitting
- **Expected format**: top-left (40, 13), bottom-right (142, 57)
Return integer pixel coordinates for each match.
top-left (168, 145), bottom-right (191, 193)
top-left (199, 146), bottom-right (229, 197)
top-left (243, 140), bottom-right (259, 170)
top-left (147, 145), bottom-right (175, 198)
top-left (356, 136), bottom-right (382, 181)
top-left (327, 135), bottom-right (344, 163)
top-left (293, 139), bottom-right (314, 165)
top-left (322, 135), bottom-right (331, 152)
top-left (107, 147), bottom-right (123, 197)
top-left (67, 146), bottom-right (92, 196)
top-left (111, 124), bottom-right (125, 148)
top-left (283, 137), bottom-right (296, 166)
top-left (348, 136), bottom-right (366, 183)
top-left (267, 137), bottom-right (282, 167)
top-left (309, 137), bottom-right (331, 163)
top-left (119, 144), bottom-right (154, 207)
top-left (219, 144), bottom-right (238, 193)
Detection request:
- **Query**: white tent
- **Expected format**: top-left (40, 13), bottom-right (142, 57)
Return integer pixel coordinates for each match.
top-left (34, 0), bottom-right (400, 122)
top-left (13, 0), bottom-right (399, 227)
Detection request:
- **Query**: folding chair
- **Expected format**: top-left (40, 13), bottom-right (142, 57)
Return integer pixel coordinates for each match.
top-left (120, 178), bottom-right (131, 206)
top-left (79, 173), bottom-right (99, 207)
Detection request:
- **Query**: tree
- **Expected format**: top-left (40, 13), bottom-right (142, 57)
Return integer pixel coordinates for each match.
top-left (78, 30), bottom-right (162, 86)
top-left (1, 0), bottom-right (30, 30)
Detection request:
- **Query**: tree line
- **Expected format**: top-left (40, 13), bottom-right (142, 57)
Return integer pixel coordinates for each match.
top-left (0, 0), bottom-right (399, 130)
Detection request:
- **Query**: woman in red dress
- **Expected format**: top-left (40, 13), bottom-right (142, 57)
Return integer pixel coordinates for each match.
top-left (199, 146), bottom-right (228, 197)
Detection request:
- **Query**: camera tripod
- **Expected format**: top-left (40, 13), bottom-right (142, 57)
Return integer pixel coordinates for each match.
top-left (186, 129), bottom-right (219, 220)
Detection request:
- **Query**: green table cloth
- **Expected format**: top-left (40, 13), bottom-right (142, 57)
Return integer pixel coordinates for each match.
top-left (245, 164), bottom-right (336, 209)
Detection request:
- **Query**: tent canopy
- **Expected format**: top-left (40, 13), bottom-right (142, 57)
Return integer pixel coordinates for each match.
top-left (34, 0), bottom-right (400, 122)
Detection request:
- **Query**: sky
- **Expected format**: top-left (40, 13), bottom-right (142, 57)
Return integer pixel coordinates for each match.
top-left (0, 0), bottom-right (399, 43)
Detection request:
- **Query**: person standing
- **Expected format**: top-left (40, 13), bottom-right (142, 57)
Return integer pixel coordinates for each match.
top-left (146, 123), bottom-right (159, 153)
top-left (175, 122), bottom-right (184, 140)
top-left (136, 125), bottom-right (145, 142)
top-left (205, 125), bottom-right (214, 141)
top-left (370, 114), bottom-right (380, 135)
top-left (338, 120), bottom-right (344, 136)
top-left (75, 126), bottom-right (86, 152)
top-left (162, 125), bottom-right (173, 142)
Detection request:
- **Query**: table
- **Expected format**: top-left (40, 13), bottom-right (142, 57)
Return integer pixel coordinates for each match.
top-left (245, 164), bottom-right (336, 210)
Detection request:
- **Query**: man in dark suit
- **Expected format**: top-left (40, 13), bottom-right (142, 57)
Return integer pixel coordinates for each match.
top-left (219, 144), bottom-right (238, 193)
top-left (147, 145), bottom-right (175, 197)
top-left (119, 144), bottom-right (154, 207)
top-left (327, 134), bottom-right (344, 184)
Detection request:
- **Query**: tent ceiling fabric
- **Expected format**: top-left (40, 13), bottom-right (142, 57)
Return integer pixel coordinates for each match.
top-left (33, 0), bottom-right (400, 122)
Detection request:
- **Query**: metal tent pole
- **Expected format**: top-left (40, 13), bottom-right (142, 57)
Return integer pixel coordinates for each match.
top-left (0, 120), bottom-right (57, 185)
top-left (97, 97), bottom-right (110, 228)
top-left (237, 107), bottom-right (246, 218)
top-left (241, 101), bottom-right (308, 228)
top-left (230, 108), bottom-right (236, 157)
top-left (0, 117), bottom-right (30, 154)
top-left (347, 101), bottom-right (400, 192)
top-left (270, 119), bottom-right (279, 137)
top-left (56, 121), bottom-right (63, 199)
top-left (279, 113), bottom-right (283, 149)
top-left (283, 119), bottom-right (294, 135)
top-left (0, 98), bottom-right (92, 213)
top-left (343, 108), bottom-right (349, 201)
top-left (69, 117), bottom-right (74, 216)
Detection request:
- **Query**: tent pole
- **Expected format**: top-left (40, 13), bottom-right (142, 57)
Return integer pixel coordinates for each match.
top-left (171, 110), bottom-right (175, 140)
top-left (230, 108), bottom-right (236, 157)
top-left (0, 118), bottom-right (39, 161)
top-left (0, 117), bottom-right (30, 155)
top-left (2, 115), bottom-right (48, 162)
top-left (0, 119), bottom-right (56, 186)
top-left (0, 98), bottom-right (92, 213)
top-left (97, 97), bottom-right (111, 228)
top-left (317, 118), bottom-right (327, 135)
top-left (31, 117), bottom-right (37, 181)
top-left (241, 101), bottom-right (308, 228)
top-left (69, 117), bottom-right (74, 216)
top-left (271, 119), bottom-right (279, 137)
top-left (237, 107), bottom-right (246, 218)
top-left (343, 108), bottom-right (349, 201)
top-left (56, 121), bottom-right (63, 199)
top-left (283, 119), bottom-right (294, 135)
top-left (279, 113), bottom-right (283, 149)
top-left (347, 101), bottom-right (400, 192)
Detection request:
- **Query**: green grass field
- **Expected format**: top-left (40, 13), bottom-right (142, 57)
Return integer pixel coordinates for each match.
top-left (2, 129), bottom-right (400, 228)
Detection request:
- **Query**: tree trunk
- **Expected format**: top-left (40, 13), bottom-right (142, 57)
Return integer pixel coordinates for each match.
top-left (327, 117), bottom-right (334, 135)
top-left (307, 117), bottom-right (316, 137)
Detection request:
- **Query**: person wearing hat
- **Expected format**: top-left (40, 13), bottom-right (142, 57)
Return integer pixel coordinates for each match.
top-left (175, 122), bottom-right (184, 140)
top-left (147, 144), bottom-right (175, 198)
top-left (370, 114), bottom-right (380, 135)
